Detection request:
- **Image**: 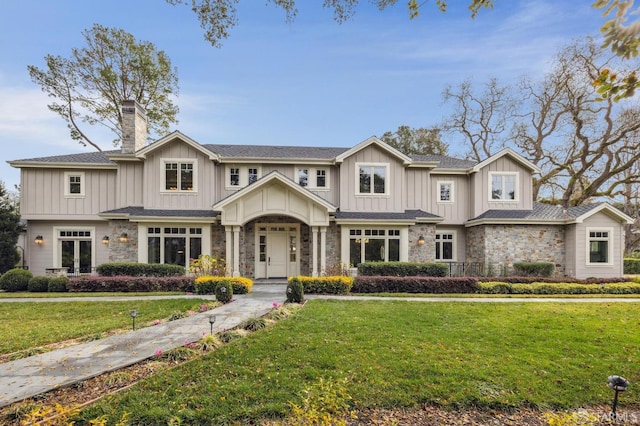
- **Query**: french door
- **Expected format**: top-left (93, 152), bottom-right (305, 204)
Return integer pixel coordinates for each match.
top-left (57, 229), bottom-right (94, 275)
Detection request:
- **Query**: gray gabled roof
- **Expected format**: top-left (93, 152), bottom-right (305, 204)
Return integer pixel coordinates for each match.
top-left (12, 150), bottom-right (119, 164)
top-left (334, 209), bottom-right (441, 221)
top-left (202, 144), bottom-right (349, 160)
top-left (469, 202), bottom-right (602, 221)
top-left (412, 154), bottom-right (476, 169)
top-left (100, 206), bottom-right (218, 218)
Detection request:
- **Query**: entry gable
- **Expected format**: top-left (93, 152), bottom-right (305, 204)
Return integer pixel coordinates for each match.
top-left (213, 171), bottom-right (336, 226)
top-left (335, 136), bottom-right (413, 165)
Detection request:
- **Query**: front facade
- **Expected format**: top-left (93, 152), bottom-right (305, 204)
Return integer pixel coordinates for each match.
top-left (10, 103), bottom-right (633, 279)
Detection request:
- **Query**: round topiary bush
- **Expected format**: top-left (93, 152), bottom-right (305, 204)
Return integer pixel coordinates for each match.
top-left (0, 268), bottom-right (33, 292)
top-left (215, 281), bottom-right (233, 304)
top-left (48, 276), bottom-right (69, 292)
top-left (286, 279), bottom-right (304, 303)
top-left (28, 276), bottom-right (50, 292)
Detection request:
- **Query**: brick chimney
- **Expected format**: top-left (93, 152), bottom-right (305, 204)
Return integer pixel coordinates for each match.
top-left (121, 100), bottom-right (147, 154)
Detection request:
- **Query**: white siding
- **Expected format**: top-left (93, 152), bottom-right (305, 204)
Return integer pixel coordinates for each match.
top-left (573, 214), bottom-right (626, 278)
top-left (116, 162), bottom-right (144, 207)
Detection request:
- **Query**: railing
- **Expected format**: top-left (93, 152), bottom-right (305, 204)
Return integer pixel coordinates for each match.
top-left (45, 267), bottom-right (98, 277)
top-left (446, 262), bottom-right (485, 277)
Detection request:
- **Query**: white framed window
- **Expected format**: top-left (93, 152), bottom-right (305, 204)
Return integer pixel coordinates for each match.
top-left (147, 226), bottom-right (204, 268)
top-left (435, 231), bottom-right (456, 261)
top-left (162, 159), bottom-right (197, 192)
top-left (226, 165), bottom-right (262, 189)
top-left (587, 228), bottom-right (613, 265)
top-left (294, 167), bottom-right (329, 189)
top-left (489, 172), bottom-right (518, 201)
top-left (348, 228), bottom-right (401, 267)
top-left (64, 172), bottom-right (85, 197)
top-left (356, 163), bottom-right (388, 195)
top-left (437, 181), bottom-right (454, 203)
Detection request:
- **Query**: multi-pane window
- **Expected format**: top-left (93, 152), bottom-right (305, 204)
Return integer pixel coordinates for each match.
top-left (435, 232), bottom-right (455, 261)
top-left (588, 230), bottom-right (611, 264)
top-left (229, 168), bottom-right (240, 186)
top-left (298, 168), bottom-right (309, 187)
top-left (438, 181), bottom-right (453, 202)
top-left (349, 229), bottom-right (400, 267)
top-left (164, 161), bottom-right (195, 191)
top-left (65, 172), bottom-right (85, 197)
top-left (248, 168), bottom-right (259, 184)
top-left (490, 173), bottom-right (517, 200)
top-left (148, 227), bottom-right (202, 267)
top-left (227, 166), bottom-right (261, 188)
top-left (358, 165), bottom-right (387, 195)
top-left (316, 169), bottom-right (326, 188)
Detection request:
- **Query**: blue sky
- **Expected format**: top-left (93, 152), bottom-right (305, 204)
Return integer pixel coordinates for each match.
top-left (0, 1), bottom-right (605, 190)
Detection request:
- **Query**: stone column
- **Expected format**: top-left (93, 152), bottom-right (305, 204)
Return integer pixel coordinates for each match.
top-left (233, 226), bottom-right (240, 277)
top-left (311, 226), bottom-right (318, 277)
top-left (320, 227), bottom-right (326, 276)
top-left (225, 226), bottom-right (233, 276)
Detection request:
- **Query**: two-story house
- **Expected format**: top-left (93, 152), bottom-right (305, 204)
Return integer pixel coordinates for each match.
top-left (9, 101), bottom-right (632, 279)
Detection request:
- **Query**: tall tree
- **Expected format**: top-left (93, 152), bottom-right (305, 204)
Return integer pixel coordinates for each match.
top-left (380, 125), bottom-right (448, 156)
top-left (28, 24), bottom-right (179, 152)
top-left (0, 181), bottom-right (21, 274)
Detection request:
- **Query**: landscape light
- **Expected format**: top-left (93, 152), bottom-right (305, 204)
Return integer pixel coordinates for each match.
top-left (608, 375), bottom-right (629, 420)
top-left (209, 315), bottom-right (216, 335)
top-left (130, 309), bottom-right (138, 330)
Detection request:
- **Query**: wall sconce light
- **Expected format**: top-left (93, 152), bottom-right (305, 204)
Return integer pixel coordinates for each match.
top-left (119, 232), bottom-right (129, 242)
top-left (417, 236), bottom-right (425, 245)
top-left (102, 235), bottom-right (110, 245)
top-left (34, 235), bottom-right (44, 245)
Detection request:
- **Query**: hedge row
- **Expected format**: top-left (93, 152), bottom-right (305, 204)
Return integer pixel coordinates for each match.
top-left (352, 276), bottom-right (479, 294)
top-left (624, 258), bottom-right (640, 275)
top-left (96, 262), bottom-right (185, 277)
top-left (67, 276), bottom-right (195, 292)
top-left (512, 262), bottom-right (555, 277)
top-left (194, 276), bottom-right (253, 295)
top-left (357, 262), bottom-right (448, 277)
top-left (479, 276), bottom-right (629, 284)
top-left (289, 276), bottom-right (353, 295)
top-left (479, 281), bottom-right (640, 294)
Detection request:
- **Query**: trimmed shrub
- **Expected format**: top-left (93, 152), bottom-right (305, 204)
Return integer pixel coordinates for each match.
top-left (195, 276), bottom-right (253, 294)
top-left (291, 276), bottom-right (353, 295)
top-left (215, 280), bottom-right (233, 304)
top-left (624, 258), bottom-right (640, 275)
top-left (48, 276), bottom-right (69, 292)
top-left (286, 278), bottom-right (305, 303)
top-left (513, 262), bottom-right (555, 277)
top-left (357, 261), bottom-right (448, 277)
top-left (478, 281), bottom-right (640, 295)
top-left (479, 276), bottom-right (629, 284)
top-left (352, 276), bottom-right (479, 293)
top-left (478, 281), bottom-right (513, 294)
top-left (0, 268), bottom-right (33, 292)
top-left (28, 276), bottom-right (50, 293)
top-left (96, 262), bottom-right (185, 277)
top-left (66, 276), bottom-right (194, 292)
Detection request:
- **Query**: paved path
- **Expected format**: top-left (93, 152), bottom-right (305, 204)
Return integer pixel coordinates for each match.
top-left (2, 287), bottom-right (640, 408)
top-left (0, 284), bottom-right (285, 408)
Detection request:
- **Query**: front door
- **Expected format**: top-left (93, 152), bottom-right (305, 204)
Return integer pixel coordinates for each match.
top-left (60, 239), bottom-right (92, 275)
top-left (255, 224), bottom-right (300, 279)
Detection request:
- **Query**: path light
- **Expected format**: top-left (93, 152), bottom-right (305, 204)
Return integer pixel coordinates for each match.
top-left (130, 309), bottom-right (138, 330)
top-left (608, 375), bottom-right (629, 420)
top-left (209, 315), bottom-right (216, 335)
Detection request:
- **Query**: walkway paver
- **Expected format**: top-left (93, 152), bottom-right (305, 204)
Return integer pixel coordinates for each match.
top-left (0, 284), bottom-right (286, 408)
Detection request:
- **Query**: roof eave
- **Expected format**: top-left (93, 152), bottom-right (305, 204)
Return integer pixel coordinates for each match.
top-left (8, 161), bottom-right (117, 170)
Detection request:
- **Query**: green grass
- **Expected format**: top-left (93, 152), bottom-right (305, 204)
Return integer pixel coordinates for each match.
top-left (0, 291), bottom-right (184, 298)
top-left (79, 300), bottom-right (640, 424)
top-left (0, 299), bottom-right (210, 354)
top-left (356, 292), bottom-right (640, 298)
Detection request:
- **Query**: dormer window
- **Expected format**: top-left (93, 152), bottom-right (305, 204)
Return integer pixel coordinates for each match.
top-left (489, 172), bottom-right (517, 201)
top-left (357, 163), bottom-right (388, 195)
top-left (162, 159), bottom-right (196, 192)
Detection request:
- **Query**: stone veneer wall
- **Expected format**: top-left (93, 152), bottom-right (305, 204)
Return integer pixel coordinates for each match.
top-left (324, 222), bottom-right (341, 273)
top-left (467, 224), bottom-right (566, 276)
top-left (210, 225), bottom-right (227, 272)
top-left (408, 224), bottom-right (436, 262)
top-left (108, 220), bottom-right (138, 263)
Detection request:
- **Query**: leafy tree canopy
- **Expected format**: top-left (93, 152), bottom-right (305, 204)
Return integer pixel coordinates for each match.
top-left (380, 125), bottom-right (448, 156)
top-left (28, 24), bottom-right (179, 152)
top-left (0, 181), bottom-right (21, 274)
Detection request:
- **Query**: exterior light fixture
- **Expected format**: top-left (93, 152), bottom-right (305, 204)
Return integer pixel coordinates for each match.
top-left (102, 235), bottom-right (110, 245)
top-left (119, 232), bottom-right (129, 242)
top-left (34, 235), bottom-right (44, 245)
top-left (417, 236), bottom-right (425, 245)
top-left (130, 309), bottom-right (138, 330)
top-left (209, 315), bottom-right (216, 335)
top-left (608, 375), bottom-right (630, 420)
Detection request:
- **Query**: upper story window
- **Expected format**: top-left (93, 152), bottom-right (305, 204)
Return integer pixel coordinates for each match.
top-left (64, 172), bottom-right (85, 197)
top-left (587, 228), bottom-right (612, 265)
top-left (162, 159), bottom-right (196, 192)
top-left (357, 163), bottom-right (388, 195)
top-left (295, 167), bottom-right (329, 189)
top-left (489, 172), bottom-right (517, 201)
top-left (226, 165), bottom-right (261, 189)
top-left (437, 181), bottom-right (454, 203)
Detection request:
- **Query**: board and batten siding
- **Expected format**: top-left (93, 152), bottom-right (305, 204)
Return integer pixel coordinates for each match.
top-left (338, 145), bottom-right (404, 212)
top-left (471, 156), bottom-right (534, 218)
top-left (143, 140), bottom-right (216, 209)
top-left (116, 162), bottom-right (144, 208)
top-left (21, 168), bottom-right (116, 219)
top-left (572, 213), bottom-right (625, 278)
top-left (429, 174), bottom-right (470, 225)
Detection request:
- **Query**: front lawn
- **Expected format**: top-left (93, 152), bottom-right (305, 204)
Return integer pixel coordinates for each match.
top-left (79, 300), bottom-right (640, 424)
top-left (0, 299), bottom-right (211, 355)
